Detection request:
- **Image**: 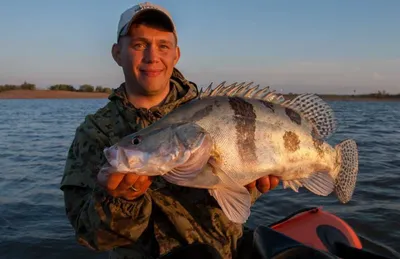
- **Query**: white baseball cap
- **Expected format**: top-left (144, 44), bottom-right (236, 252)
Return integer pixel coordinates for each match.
top-left (117, 2), bottom-right (177, 42)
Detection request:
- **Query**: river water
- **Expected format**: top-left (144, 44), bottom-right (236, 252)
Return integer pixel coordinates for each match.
top-left (0, 98), bottom-right (399, 258)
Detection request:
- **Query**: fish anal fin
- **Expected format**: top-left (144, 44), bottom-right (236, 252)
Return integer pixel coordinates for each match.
top-left (282, 179), bottom-right (303, 192)
top-left (209, 186), bottom-right (251, 224)
top-left (299, 171), bottom-right (335, 196)
top-left (207, 166), bottom-right (251, 224)
top-left (199, 81), bottom-right (285, 104)
top-left (281, 94), bottom-right (337, 139)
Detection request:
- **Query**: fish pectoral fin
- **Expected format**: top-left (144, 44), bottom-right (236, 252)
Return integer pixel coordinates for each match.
top-left (208, 167), bottom-right (251, 224)
top-left (164, 129), bottom-right (214, 185)
top-left (167, 151), bottom-right (211, 182)
top-left (170, 126), bottom-right (213, 177)
top-left (164, 167), bottom-right (202, 185)
top-left (299, 171), bottom-right (335, 196)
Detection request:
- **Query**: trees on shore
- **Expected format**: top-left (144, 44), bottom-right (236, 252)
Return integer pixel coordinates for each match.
top-left (0, 81), bottom-right (36, 92)
top-left (0, 82), bottom-right (112, 94)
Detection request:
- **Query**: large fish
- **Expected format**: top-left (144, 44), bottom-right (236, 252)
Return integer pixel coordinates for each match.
top-left (102, 82), bottom-right (359, 224)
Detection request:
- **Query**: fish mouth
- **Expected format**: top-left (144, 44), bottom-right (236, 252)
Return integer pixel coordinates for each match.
top-left (104, 145), bottom-right (131, 171)
top-left (123, 149), bottom-right (159, 175)
top-left (131, 142), bottom-right (190, 175)
top-left (103, 143), bottom-right (189, 176)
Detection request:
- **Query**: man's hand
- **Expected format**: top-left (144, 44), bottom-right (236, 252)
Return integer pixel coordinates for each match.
top-left (245, 175), bottom-right (280, 193)
top-left (97, 171), bottom-right (153, 200)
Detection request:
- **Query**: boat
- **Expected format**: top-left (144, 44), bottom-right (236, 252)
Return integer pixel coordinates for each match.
top-left (159, 207), bottom-right (400, 259)
top-left (260, 206), bottom-right (400, 259)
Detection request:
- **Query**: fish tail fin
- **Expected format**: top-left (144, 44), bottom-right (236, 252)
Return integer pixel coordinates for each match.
top-left (334, 139), bottom-right (359, 203)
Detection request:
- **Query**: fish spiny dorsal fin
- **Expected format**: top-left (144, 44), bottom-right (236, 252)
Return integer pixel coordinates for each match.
top-left (235, 82), bottom-right (255, 96)
top-left (226, 83), bottom-right (246, 96)
top-left (221, 82), bottom-right (240, 96)
top-left (198, 81), bottom-right (286, 104)
top-left (210, 81), bottom-right (229, 96)
top-left (281, 93), bottom-right (337, 139)
top-left (243, 83), bottom-right (260, 98)
top-left (200, 83), bottom-right (213, 96)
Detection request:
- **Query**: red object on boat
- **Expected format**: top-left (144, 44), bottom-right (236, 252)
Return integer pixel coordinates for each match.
top-left (270, 207), bottom-right (363, 252)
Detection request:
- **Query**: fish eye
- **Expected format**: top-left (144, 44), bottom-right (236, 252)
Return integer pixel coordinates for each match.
top-left (132, 136), bottom-right (141, 145)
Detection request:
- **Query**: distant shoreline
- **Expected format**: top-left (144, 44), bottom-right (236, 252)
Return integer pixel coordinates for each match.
top-left (0, 89), bottom-right (109, 99)
top-left (284, 94), bottom-right (400, 102)
top-left (0, 89), bottom-right (399, 102)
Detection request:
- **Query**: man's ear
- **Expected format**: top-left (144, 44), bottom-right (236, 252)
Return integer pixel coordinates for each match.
top-left (174, 46), bottom-right (181, 66)
top-left (111, 43), bottom-right (122, 66)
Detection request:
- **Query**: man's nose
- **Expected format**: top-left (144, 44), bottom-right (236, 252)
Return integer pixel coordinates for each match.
top-left (143, 45), bottom-right (159, 63)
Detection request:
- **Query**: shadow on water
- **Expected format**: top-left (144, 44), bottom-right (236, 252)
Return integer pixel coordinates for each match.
top-left (0, 99), bottom-right (399, 258)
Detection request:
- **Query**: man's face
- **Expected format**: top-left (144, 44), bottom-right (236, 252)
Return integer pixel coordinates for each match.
top-left (113, 23), bottom-right (180, 96)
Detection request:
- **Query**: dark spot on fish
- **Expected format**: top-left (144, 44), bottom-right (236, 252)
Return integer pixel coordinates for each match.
top-left (228, 97), bottom-right (258, 164)
top-left (311, 127), bottom-right (320, 139)
top-left (283, 131), bottom-right (300, 152)
top-left (313, 137), bottom-right (324, 158)
top-left (285, 108), bottom-right (302, 125)
top-left (191, 104), bottom-right (214, 122)
top-left (214, 99), bottom-right (222, 107)
top-left (259, 100), bottom-right (275, 112)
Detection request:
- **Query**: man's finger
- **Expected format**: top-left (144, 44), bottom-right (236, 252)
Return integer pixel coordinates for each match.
top-left (245, 181), bottom-right (256, 190)
top-left (256, 176), bottom-right (271, 193)
top-left (117, 174), bottom-right (140, 191)
top-left (106, 173), bottom-right (125, 190)
top-left (269, 176), bottom-right (280, 190)
top-left (138, 177), bottom-right (152, 193)
top-left (121, 177), bottom-right (153, 200)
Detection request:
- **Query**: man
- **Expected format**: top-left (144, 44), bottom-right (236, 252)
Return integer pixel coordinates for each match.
top-left (60, 2), bottom-right (280, 259)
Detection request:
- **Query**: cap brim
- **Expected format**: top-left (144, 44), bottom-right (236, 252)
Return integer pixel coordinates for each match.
top-left (119, 9), bottom-right (175, 38)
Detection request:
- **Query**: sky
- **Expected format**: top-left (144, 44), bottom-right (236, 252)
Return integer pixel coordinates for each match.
top-left (0, 0), bottom-right (399, 94)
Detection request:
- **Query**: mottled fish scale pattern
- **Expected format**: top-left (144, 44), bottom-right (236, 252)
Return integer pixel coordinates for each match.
top-left (226, 95), bottom-right (339, 181)
top-left (190, 96), bottom-right (280, 183)
top-left (183, 95), bottom-right (336, 185)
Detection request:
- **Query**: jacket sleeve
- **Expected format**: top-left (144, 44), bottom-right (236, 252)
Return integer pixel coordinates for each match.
top-left (60, 115), bottom-right (152, 251)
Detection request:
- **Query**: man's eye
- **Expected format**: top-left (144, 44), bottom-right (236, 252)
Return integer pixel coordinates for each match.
top-left (133, 43), bottom-right (146, 50)
top-left (160, 44), bottom-right (169, 50)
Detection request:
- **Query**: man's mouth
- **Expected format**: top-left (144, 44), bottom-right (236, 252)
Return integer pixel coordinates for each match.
top-left (140, 69), bottom-right (163, 77)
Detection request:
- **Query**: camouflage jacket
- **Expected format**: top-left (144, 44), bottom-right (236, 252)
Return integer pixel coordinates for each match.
top-left (60, 68), bottom-right (262, 259)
